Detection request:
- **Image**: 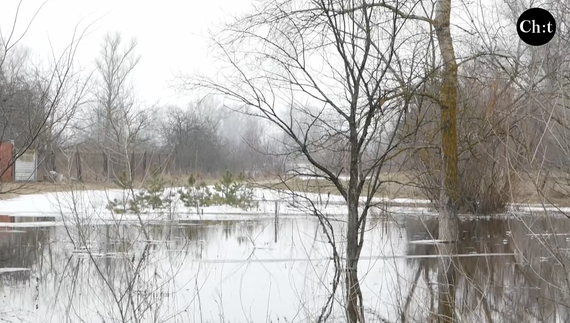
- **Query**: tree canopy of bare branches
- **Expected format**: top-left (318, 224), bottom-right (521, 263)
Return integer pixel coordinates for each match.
top-left (0, 0), bottom-right (92, 190)
top-left (179, 0), bottom-right (444, 321)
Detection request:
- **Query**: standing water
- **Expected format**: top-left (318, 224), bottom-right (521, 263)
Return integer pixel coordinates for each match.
top-left (0, 214), bottom-right (569, 322)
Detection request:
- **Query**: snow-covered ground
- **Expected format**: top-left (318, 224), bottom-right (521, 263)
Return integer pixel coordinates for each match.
top-left (0, 187), bottom-right (568, 226)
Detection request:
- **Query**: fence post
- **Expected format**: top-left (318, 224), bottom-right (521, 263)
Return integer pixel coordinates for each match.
top-left (51, 151), bottom-right (56, 172)
top-left (143, 151), bottom-right (147, 175)
top-left (103, 152), bottom-right (108, 180)
top-left (76, 151), bottom-right (82, 182)
top-left (275, 200), bottom-right (279, 222)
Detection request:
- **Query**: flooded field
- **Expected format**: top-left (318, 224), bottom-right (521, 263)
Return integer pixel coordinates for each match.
top-left (1, 213), bottom-right (570, 322)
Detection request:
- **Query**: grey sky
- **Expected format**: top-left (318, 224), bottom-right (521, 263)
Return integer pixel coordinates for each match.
top-left (1, 0), bottom-right (254, 107)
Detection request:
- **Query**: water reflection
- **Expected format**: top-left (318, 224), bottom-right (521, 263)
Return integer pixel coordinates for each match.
top-left (0, 227), bottom-right (48, 283)
top-left (406, 216), bottom-right (570, 322)
top-left (0, 215), bottom-right (569, 322)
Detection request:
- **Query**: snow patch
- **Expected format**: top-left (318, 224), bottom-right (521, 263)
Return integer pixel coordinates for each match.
top-left (0, 268), bottom-right (30, 273)
top-left (408, 239), bottom-right (447, 245)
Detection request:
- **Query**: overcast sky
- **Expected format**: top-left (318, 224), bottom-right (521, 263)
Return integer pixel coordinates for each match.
top-left (0, 0), bottom-right (523, 111)
top-left (0, 0), bottom-right (254, 107)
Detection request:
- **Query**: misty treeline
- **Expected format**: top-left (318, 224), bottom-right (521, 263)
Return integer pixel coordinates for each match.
top-left (75, 32), bottom-right (281, 178)
top-left (0, 26), bottom-right (280, 181)
top-left (154, 100), bottom-right (282, 176)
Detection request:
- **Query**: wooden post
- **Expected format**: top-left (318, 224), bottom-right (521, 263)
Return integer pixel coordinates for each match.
top-left (76, 151), bottom-right (82, 182)
top-left (274, 200), bottom-right (280, 223)
top-left (103, 152), bottom-right (108, 179)
top-left (143, 151), bottom-right (147, 175)
top-left (51, 151), bottom-right (56, 172)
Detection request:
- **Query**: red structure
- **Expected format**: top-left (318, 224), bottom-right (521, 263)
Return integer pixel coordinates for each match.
top-left (0, 215), bottom-right (13, 223)
top-left (0, 141), bottom-right (14, 182)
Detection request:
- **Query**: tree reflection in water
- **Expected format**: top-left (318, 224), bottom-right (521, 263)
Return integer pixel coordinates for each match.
top-left (2, 216), bottom-right (570, 322)
top-left (405, 215), bottom-right (570, 322)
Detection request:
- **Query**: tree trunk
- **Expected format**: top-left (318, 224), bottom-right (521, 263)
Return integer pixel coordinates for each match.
top-left (346, 133), bottom-right (363, 323)
top-left (346, 196), bottom-right (360, 323)
top-left (435, 0), bottom-right (459, 217)
top-left (435, 0), bottom-right (459, 321)
top-left (436, 241), bottom-right (457, 323)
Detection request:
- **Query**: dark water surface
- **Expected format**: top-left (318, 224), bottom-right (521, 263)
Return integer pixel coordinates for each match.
top-left (0, 214), bottom-right (569, 322)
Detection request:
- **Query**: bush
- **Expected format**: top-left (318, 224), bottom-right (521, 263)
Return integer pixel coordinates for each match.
top-left (110, 170), bottom-right (258, 215)
top-left (107, 171), bottom-right (135, 214)
top-left (178, 171), bottom-right (257, 210)
top-left (212, 170), bottom-right (257, 209)
top-left (399, 65), bottom-right (525, 215)
top-left (107, 168), bottom-right (174, 214)
top-left (178, 174), bottom-right (213, 208)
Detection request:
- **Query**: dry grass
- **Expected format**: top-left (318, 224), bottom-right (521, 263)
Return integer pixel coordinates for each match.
top-left (256, 172), bottom-right (424, 199)
top-left (514, 171), bottom-right (570, 207)
top-left (258, 171), bottom-right (570, 207)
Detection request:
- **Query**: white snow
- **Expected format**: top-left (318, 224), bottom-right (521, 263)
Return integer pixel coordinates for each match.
top-left (0, 187), bottom-right (568, 227)
top-left (0, 186), bottom-right (422, 226)
top-left (0, 268), bottom-right (30, 273)
top-left (407, 239), bottom-right (448, 244)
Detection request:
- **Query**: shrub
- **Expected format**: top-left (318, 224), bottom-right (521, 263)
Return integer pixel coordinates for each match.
top-left (107, 168), bottom-right (174, 214)
top-left (178, 171), bottom-right (257, 210)
top-left (399, 66), bottom-right (525, 215)
top-left (110, 170), bottom-right (258, 215)
top-left (211, 170), bottom-right (257, 209)
top-left (178, 174), bottom-right (213, 208)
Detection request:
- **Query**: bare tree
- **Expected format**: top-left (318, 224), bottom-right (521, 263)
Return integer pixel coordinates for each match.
top-left (499, 0), bottom-right (570, 204)
top-left (0, 0), bottom-right (93, 191)
top-left (87, 32), bottom-right (148, 181)
top-left (180, 0), bottom-right (432, 321)
top-left (159, 101), bottom-right (226, 175)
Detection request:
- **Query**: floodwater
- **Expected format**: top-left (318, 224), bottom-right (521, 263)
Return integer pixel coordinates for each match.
top-left (1, 213), bottom-right (570, 322)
